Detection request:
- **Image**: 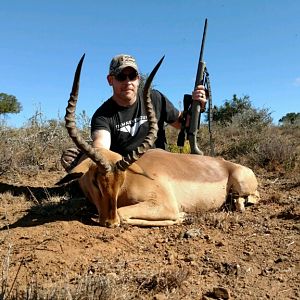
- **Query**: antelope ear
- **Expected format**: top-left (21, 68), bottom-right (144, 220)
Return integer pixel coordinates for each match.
top-left (56, 158), bottom-right (93, 186)
top-left (127, 163), bottom-right (153, 180)
top-left (70, 157), bottom-right (94, 173)
top-left (55, 172), bottom-right (84, 185)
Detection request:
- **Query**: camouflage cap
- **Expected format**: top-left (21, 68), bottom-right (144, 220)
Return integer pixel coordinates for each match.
top-left (109, 54), bottom-right (139, 75)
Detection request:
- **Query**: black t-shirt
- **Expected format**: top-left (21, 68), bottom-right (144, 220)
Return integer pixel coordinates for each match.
top-left (91, 89), bottom-right (179, 156)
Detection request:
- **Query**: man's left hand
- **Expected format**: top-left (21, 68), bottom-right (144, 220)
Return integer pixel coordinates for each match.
top-left (192, 85), bottom-right (207, 111)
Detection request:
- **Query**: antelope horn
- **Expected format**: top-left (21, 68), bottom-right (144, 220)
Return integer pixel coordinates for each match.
top-left (116, 56), bottom-right (164, 171)
top-left (65, 54), bottom-right (112, 174)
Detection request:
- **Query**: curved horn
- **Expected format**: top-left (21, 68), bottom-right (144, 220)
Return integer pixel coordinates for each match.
top-left (65, 54), bottom-right (112, 173)
top-left (116, 56), bottom-right (165, 171)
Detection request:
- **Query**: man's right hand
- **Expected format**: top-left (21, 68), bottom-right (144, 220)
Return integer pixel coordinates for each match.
top-left (61, 147), bottom-right (82, 172)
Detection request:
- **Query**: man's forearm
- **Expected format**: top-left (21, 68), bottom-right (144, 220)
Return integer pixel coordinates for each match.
top-left (170, 112), bottom-right (184, 130)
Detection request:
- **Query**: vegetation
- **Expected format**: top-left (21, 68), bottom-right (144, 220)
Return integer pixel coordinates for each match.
top-left (0, 93), bottom-right (22, 115)
top-left (279, 112), bottom-right (300, 125)
top-left (208, 94), bottom-right (272, 127)
top-left (0, 108), bottom-right (90, 177)
top-left (168, 95), bottom-right (299, 173)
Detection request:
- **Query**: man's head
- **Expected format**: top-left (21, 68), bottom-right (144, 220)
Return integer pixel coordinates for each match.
top-left (107, 54), bottom-right (140, 106)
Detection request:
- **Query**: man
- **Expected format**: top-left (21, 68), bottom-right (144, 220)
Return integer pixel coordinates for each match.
top-left (61, 54), bottom-right (207, 171)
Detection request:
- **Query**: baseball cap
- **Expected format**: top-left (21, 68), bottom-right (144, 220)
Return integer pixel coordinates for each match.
top-left (109, 54), bottom-right (139, 75)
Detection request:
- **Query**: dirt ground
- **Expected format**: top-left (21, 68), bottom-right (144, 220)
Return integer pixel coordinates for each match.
top-left (0, 169), bottom-right (299, 299)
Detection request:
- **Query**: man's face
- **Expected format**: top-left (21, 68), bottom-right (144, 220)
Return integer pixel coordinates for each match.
top-left (107, 67), bottom-right (139, 105)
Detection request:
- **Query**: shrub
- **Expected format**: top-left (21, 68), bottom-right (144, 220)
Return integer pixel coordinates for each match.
top-left (0, 109), bottom-right (90, 177)
top-left (248, 128), bottom-right (299, 172)
top-left (165, 117), bottom-right (299, 174)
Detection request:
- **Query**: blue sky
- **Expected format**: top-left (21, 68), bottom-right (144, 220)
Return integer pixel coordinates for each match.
top-left (1, 0), bottom-right (299, 127)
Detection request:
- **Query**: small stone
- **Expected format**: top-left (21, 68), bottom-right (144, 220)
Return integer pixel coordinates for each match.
top-left (190, 261), bottom-right (198, 267)
top-left (153, 293), bottom-right (167, 300)
top-left (183, 228), bottom-right (202, 239)
top-left (178, 232), bottom-right (185, 239)
top-left (177, 254), bottom-right (185, 260)
top-left (215, 241), bottom-right (225, 247)
top-left (243, 249), bottom-right (254, 256)
top-left (292, 224), bottom-right (300, 231)
top-left (204, 234), bottom-right (211, 240)
top-left (165, 250), bottom-right (175, 264)
top-left (106, 272), bottom-right (117, 280)
top-left (274, 256), bottom-right (289, 263)
top-left (184, 254), bottom-right (197, 262)
top-left (213, 286), bottom-right (231, 299)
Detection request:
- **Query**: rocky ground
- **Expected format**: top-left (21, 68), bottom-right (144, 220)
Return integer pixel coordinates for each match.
top-left (0, 170), bottom-right (299, 299)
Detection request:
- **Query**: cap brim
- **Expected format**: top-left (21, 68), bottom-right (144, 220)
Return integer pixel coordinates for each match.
top-left (113, 64), bottom-right (138, 75)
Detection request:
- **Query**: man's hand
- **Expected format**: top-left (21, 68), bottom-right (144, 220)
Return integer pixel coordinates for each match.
top-left (61, 147), bottom-right (82, 172)
top-left (192, 85), bottom-right (207, 111)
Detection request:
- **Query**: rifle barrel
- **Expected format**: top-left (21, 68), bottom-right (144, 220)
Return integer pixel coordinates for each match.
top-left (194, 18), bottom-right (207, 89)
top-left (199, 18), bottom-right (207, 61)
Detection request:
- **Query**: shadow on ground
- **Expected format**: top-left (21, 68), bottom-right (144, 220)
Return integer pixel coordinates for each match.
top-left (0, 181), bottom-right (99, 230)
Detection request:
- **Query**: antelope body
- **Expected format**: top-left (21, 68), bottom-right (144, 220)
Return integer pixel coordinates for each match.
top-left (59, 55), bottom-right (260, 227)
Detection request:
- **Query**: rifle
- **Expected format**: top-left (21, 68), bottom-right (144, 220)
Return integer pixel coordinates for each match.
top-left (177, 18), bottom-right (214, 156)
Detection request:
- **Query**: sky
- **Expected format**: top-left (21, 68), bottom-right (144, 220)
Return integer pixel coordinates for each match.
top-left (1, 0), bottom-right (299, 127)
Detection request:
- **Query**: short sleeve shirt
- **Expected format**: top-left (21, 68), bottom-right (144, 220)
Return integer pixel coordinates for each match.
top-left (91, 89), bottom-right (179, 156)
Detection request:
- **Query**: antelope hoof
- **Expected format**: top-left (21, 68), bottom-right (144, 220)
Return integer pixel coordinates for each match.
top-left (177, 212), bottom-right (187, 224)
top-left (105, 220), bottom-right (120, 228)
top-left (235, 197), bottom-right (245, 212)
top-left (100, 218), bottom-right (120, 228)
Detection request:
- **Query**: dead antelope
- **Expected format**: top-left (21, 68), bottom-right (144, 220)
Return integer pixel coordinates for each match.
top-left (58, 54), bottom-right (260, 227)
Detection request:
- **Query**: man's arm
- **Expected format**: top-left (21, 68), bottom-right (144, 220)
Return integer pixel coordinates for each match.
top-left (170, 111), bottom-right (184, 129)
top-left (91, 129), bottom-right (111, 149)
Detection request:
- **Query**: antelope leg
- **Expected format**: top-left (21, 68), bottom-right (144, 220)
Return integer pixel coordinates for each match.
top-left (117, 203), bottom-right (184, 227)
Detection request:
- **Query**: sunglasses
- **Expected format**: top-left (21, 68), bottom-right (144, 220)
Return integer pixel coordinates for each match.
top-left (114, 71), bottom-right (138, 82)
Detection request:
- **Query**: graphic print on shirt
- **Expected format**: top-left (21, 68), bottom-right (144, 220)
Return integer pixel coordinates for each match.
top-left (116, 116), bottom-right (147, 136)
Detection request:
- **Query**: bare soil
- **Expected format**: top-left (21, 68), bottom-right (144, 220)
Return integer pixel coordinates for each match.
top-left (0, 170), bottom-right (299, 299)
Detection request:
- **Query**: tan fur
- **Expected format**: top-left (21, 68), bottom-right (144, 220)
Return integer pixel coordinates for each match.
top-left (65, 148), bottom-right (260, 227)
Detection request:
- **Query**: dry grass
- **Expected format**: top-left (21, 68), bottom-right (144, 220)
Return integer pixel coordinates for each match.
top-left (137, 267), bottom-right (189, 292)
top-left (1, 247), bottom-right (190, 300)
top-left (0, 110), bottom-right (90, 178)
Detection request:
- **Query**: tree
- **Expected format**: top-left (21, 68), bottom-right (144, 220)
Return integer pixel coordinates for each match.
top-left (211, 94), bottom-right (252, 125)
top-left (138, 72), bottom-right (156, 92)
top-left (138, 73), bottom-right (146, 91)
top-left (0, 93), bottom-right (22, 115)
top-left (279, 112), bottom-right (300, 125)
top-left (210, 94), bottom-right (272, 127)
